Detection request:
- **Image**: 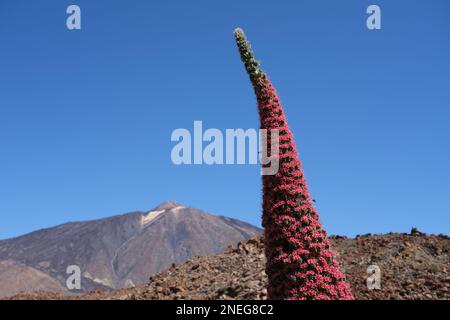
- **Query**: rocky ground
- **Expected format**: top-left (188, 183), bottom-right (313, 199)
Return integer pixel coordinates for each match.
top-left (7, 229), bottom-right (450, 300)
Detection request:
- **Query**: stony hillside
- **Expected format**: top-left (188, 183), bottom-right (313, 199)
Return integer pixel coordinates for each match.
top-left (7, 229), bottom-right (449, 300)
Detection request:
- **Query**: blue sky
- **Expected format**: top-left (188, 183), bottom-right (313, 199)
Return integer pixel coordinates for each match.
top-left (0, 0), bottom-right (449, 239)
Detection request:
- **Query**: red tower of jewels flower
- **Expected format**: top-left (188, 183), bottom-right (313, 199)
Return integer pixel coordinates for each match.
top-left (234, 28), bottom-right (354, 300)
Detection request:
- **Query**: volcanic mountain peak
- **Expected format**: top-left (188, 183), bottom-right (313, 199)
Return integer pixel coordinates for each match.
top-left (141, 201), bottom-right (187, 226)
top-left (153, 200), bottom-right (183, 211)
top-left (0, 201), bottom-right (262, 297)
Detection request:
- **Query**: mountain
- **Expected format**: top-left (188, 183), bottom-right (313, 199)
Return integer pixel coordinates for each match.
top-left (0, 201), bottom-right (261, 297)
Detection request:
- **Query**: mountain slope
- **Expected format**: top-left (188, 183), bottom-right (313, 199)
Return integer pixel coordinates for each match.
top-left (0, 201), bottom-right (261, 297)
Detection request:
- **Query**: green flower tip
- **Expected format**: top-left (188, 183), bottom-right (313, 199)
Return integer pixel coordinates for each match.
top-left (233, 27), bottom-right (245, 39)
top-left (233, 27), bottom-right (264, 84)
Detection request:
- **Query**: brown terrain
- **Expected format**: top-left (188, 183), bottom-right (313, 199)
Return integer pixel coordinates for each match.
top-left (6, 228), bottom-right (449, 300)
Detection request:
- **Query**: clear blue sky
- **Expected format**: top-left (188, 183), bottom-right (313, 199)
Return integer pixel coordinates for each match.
top-left (1, 0), bottom-right (449, 239)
